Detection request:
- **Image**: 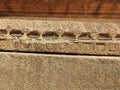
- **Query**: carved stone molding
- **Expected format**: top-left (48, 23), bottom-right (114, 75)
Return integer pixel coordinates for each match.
top-left (0, 17), bottom-right (120, 55)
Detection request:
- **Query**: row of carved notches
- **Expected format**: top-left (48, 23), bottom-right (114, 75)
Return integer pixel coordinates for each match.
top-left (0, 26), bottom-right (120, 40)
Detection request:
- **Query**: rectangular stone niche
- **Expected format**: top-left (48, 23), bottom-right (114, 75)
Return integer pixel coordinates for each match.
top-left (0, 52), bottom-right (120, 90)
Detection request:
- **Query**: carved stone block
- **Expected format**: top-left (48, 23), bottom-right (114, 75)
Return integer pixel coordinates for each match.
top-left (0, 0), bottom-right (120, 90)
top-left (0, 17), bottom-right (119, 55)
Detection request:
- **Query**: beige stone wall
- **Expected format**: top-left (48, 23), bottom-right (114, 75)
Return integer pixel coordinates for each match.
top-left (0, 52), bottom-right (120, 90)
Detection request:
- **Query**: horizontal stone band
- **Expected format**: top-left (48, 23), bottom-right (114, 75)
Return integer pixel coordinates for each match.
top-left (0, 17), bottom-right (120, 55)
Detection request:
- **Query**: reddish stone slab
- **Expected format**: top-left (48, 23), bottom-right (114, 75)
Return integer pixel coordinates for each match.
top-left (0, 0), bottom-right (120, 18)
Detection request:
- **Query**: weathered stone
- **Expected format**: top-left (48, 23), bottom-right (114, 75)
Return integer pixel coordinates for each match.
top-left (0, 52), bottom-right (120, 90)
top-left (0, 17), bottom-right (120, 55)
top-left (0, 1), bottom-right (119, 90)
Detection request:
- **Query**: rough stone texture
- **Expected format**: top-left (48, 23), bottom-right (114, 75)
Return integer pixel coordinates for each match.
top-left (0, 17), bottom-right (120, 55)
top-left (0, 1), bottom-right (119, 90)
top-left (0, 52), bottom-right (120, 90)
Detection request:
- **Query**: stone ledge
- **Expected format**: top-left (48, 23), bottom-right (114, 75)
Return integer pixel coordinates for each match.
top-left (0, 17), bottom-right (120, 55)
top-left (0, 52), bottom-right (120, 90)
